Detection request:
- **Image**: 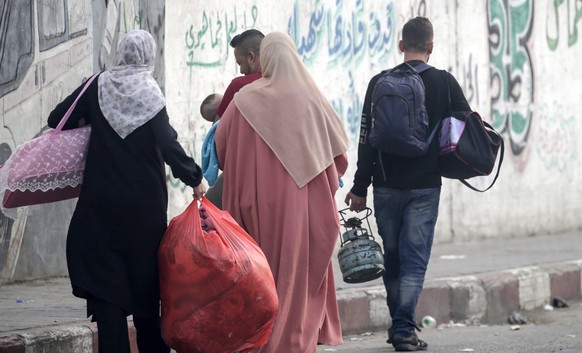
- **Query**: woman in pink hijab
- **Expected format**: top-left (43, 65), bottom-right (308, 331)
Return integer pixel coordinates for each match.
top-left (215, 31), bottom-right (349, 353)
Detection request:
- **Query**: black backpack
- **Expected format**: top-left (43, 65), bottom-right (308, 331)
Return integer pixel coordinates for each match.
top-left (369, 62), bottom-right (434, 156)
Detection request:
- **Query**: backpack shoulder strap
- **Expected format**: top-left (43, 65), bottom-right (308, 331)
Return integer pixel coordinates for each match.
top-left (390, 61), bottom-right (433, 74)
top-left (413, 62), bottom-right (432, 74)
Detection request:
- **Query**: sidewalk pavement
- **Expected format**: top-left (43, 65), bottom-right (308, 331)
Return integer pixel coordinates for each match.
top-left (2, 231), bottom-right (582, 352)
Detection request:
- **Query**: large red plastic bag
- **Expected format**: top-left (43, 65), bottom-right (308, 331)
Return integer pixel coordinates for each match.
top-left (158, 196), bottom-right (278, 353)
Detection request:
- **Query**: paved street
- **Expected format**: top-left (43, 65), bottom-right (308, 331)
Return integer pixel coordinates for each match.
top-left (2, 231), bottom-right (582, 352)
top-left (317, 302), bottom-right (582, 353)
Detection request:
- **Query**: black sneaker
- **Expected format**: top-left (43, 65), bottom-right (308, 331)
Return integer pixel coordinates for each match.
top-left (391, 332), bottom-right (428, 351)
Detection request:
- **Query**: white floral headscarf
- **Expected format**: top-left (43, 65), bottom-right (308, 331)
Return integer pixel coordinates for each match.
top-left (98, 29), bottom-right (166, 139)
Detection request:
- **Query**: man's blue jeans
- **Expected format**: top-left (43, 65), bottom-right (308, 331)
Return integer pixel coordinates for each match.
top-left (373, 186), bottom-right (440, 336)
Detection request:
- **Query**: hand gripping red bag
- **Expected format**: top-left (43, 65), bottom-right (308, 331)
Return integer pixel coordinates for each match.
top-left (158, 196), bottom-right (278, 353)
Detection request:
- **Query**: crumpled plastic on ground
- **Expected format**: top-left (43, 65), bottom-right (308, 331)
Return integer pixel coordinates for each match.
top-left (158, 196), bottom-right (278, 353)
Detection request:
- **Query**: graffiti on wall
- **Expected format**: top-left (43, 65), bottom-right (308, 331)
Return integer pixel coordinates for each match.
top-left (0, 143), bottom-right (15, 282)
top-left (0, 0), bottom-right (92, 283)
top-left (0, 1), bottom-right (34, 98)
top-left (536, 102), bottom-right (577, 177)
top-left (541, 1), bottom-right (581, 177)
top-left (173, 5), bottom-right (261, 194)
top-left (286, 0), bottom-right (399, 143)
top-left (457, 54), bottom-right (481, 107)
top-left (487, 0), bottom-right (534, 162)
top-left (185, 6), bottom-right (259, 70)
top-left (37, 0), bottom-right (68, 50)
top-left (546, 0), bottom-right (582, 50)
top-left (288, 0), bottom-right (324, 64)
top-left (95, 0), bottom-right (166, 90)
top-left (288, 0), bottom-right (396, 66)
top-left (331, 71), bottom-right (362, 139)
top-left (96, 0), bottom-right (143, 71)
top-left (0, 0), bottom-right (91, 100)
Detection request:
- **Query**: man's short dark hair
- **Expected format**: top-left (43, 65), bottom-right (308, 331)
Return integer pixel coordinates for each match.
top-left (230, 29), bottom-right (265, 55)
top-left (402, 17), bottom-right (433, 53)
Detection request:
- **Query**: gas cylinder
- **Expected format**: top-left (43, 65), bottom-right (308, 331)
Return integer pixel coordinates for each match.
top-left (337, 208), bottom-right (385, 283)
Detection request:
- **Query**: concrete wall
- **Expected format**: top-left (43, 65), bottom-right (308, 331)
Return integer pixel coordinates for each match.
top-left (0, 0), bottom-right (580, 283)
top-left (165, 0), bottom-right (582, 242)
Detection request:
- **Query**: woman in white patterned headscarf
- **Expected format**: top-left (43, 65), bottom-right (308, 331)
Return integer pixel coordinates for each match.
top-left (98, 29), bottom-right (166, 138)
top-left (47, 29), bottom-right (205, 353)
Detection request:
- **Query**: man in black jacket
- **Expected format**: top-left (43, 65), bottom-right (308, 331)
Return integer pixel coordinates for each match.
top-left (344, 17), bottom-right (470, 352)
